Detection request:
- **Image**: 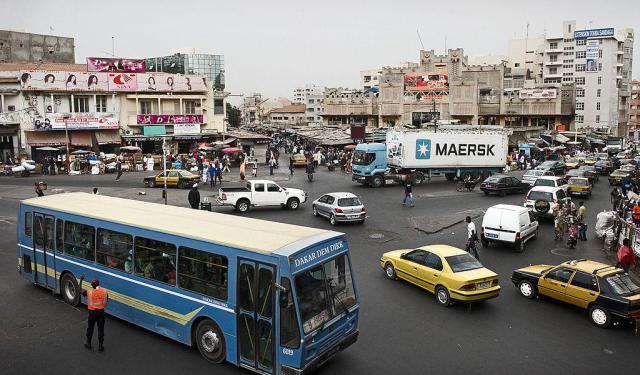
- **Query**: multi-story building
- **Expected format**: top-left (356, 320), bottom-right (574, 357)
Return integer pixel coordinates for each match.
top-left (541, 21), bottom-right (634, 135)
top-left (145, 51), bottom-right (225, 91)
top-left (241, 93), bottom-right (264, 125)
top-left (267, 104), bottom-right (306, 127)
top-left (0, 30), bottom-right (75, 64)
top-left (360, 69), bottom-right (381, 91)
top-left (629, 80), bottom-right (640, 141)
top-left (292, 84), bottom-right (324, 124)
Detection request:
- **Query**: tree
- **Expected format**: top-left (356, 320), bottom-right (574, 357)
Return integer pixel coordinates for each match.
top-left (226, 103), bottom-right (241, 128)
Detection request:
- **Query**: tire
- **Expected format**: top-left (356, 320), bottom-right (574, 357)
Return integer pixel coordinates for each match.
top-left (371, 175), bottom-right (384, 188)
top-left (483, 191), bottom-right (489, 195)
top-left (411, 172), bottom-right (425, 186)
top-left (514, 240), bottom-right (525, 253)
top-left (330, 214), bottom-right (337, 226)
top-left (357, 219), bottom-right (365, 225)
top-left (60, 273), bottom-right (80, 306)
top-left (195, 319), bottom-right (226, 363)
top-left (500, 190), bottom-right (507, 197)
top-left (518, 280), bottom-right (536, 299)
top-left (148, 180), bottom-right (155, 188)
top-left (589, 305), bottom-right (612, 328)
top-left (235, 199), bottom-right (250, 213)
top-left (178, 181), bottom-right (185, 189)
top-left (287, 198), bottom-right (300, 210)
top-left (456, 182), bottom-right (464, 192)
top-left (481, 239), bottom-right (489, 248)
top-left (435, 286), bottom-right (452, 307)
top-left (384, 263), bottom-right (396, 280)
top-left (445, 173), bottom-right (456, 181)
top-left (312, 205), bottom-right (318, 216)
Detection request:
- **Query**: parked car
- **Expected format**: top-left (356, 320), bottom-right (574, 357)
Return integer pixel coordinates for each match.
top-left (480, 175), bottom-right (529, 196)
top-left (608, 169), bottom-right (633, 185)
top-left (217, 180), bottom-right (307, 213)
top-left (511, 259), bottom-right (640, 328)
top-left (143, 170), bottom-right (200, 189)
top-left (380, 245), bottom-right (500, 306)
top-left (524, 186), bottom-right (567, 219)
top-left (533, 176), bottom-right (568, 192)
top-left (577, 165), bottom-right (599, 183)
top-left (594, 159), bottom-right (613, 175)
top-left (480, 204), bottom-right (538, 252)
top-left (312, 192), bottom-right (366, 225)
top-left (535, 160), bottom-right (567, 175)
top-left (522, 169), bottom-right (554, 186)
top-left (567, 177), bottom-right (592, 198)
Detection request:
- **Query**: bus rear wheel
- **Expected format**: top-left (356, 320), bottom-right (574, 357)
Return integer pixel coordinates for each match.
top-left (61, 273), bottom-right (80, 306)
top-left (195, 319), bottom-right (226, 364)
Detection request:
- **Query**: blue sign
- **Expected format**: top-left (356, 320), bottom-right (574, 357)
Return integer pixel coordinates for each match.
top-left (415, 139), bottom-right (431, 160)
top-left (574, 28), bottom-right (614, 40)
top-left (290, 240), bottom-right (347, 273)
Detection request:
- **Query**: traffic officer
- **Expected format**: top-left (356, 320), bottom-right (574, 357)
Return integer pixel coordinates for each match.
top-left (79, 276), bottom-right (108, 351)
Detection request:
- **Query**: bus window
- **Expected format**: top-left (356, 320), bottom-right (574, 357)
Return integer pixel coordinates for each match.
top-left (34, 215), bottom-right (44, 248)
top-left (134, 237), bottom-right (176, 285)
top-left (178, 246), bottom-right (228, 300)
top-left (279, 277), bottom-right (300, 348)
top-left (97, 229), bottom-right (133, 272)
top-left (25, 212), bottom-right (32, 237)
top-left (63, 221), bottom-right (95, 261)
top-left (56, 219), bottom-right (63, 253)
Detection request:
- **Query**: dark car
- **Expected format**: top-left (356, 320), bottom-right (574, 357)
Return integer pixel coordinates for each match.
top-left (609, 169), bottom-right (634, 186)
top-left (535, 160), bottom-right (567, 176)
top-left (567, 168), bottom-right (598, 185)
top-left (577, 165), bottom-right (599, 183)
top-left (594, 159), bottom-right (613, 175)
top-left (480, 175), bottom-right (529, 196)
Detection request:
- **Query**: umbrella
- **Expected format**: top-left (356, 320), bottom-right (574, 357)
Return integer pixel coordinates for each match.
top-left (199, 146), bottom-right (214, 151)
top-left (222, 147), bottom-right (242, 154)
top-left (36, 146), bottom-right (60, 151)
top-left (71, 150), bottom-right (91, 154)
top-left (120, 146), bottom-right (141, 151)
top-left (343, 144), bottom-right (357, 151)
top-left (213, 141), bottom-right (225, 146)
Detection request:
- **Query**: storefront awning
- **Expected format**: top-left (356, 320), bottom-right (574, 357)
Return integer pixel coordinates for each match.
top-left (25, 131), bottom-right (68, 146)
top-left (94, 130), bottom-right (121, 145)
top-left (70, 131), bottom-right (92, 147)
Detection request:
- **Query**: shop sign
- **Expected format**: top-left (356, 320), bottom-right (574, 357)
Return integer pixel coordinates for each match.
top-left (33, 115), bottom-right (119, 130)
top-left (137, 114), bottom-right (204, 125)
top-left (143, 126), bottom-right (166, 135)
top-left (173, 123), bottom-right (201, 135)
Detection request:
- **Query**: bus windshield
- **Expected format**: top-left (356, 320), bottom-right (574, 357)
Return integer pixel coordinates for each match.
top-left (294, 254), bottom-right (357, 334)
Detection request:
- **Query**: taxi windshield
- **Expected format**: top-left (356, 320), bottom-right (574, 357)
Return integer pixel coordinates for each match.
top-left (295, 254), bottom-right (357, 334)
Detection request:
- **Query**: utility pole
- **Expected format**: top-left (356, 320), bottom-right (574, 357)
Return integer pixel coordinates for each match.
top-left (162, 136), bottom-right (167, 205)
top-left (63, 114), bottom-right (70, 174)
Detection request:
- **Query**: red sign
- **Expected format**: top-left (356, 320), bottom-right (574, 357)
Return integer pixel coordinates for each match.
top-left (87, 57), bottom-right (146, 73)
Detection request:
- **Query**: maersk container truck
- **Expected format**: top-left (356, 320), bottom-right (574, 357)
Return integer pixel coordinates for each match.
top-left (351, 126), bottom-right (511, 187)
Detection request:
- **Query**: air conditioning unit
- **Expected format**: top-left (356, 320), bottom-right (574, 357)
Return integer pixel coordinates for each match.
top-left (124, 130), bottom-right (133, 135)
top-left (46, 105), bottom-right (53, 113)
top-left (8, 105), bottom-right (16, 111)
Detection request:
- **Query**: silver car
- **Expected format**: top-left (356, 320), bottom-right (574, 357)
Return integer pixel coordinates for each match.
top-left (312, 192), bottom-right (366, 225)
top-left (522, 169), bottom-right (553, 186)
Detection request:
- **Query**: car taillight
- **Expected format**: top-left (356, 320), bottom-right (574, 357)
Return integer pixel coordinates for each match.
top-left (460, 283), bottom-right (476, 291)
top-left (221, 193), bottom-right (227, 200)
top-left (335, 208), bottom-right (343, 213)
top-left (491, 279), bottom-right (499, 286)
top-left (515, 232), bottom-right (521, 241)
top-left (361, 207), bottom-right (366, 212)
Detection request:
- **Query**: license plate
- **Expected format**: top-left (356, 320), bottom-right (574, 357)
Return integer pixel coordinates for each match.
top-left (485, 233), bottom-right (498, 239)
top-left (347, 215), bottom-right (359, 219)
top-left (477, 281), bottom-right (491, 289)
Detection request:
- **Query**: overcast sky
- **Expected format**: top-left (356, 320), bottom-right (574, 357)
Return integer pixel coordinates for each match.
top-left (4, 0), bottom-right (640, 103)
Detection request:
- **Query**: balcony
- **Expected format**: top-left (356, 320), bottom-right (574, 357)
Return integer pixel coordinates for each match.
top-left (544, 60), bottom-right (562, 66)
top-left (544, 73), bottom-right (562, 79)
top-left (545, 48), bottom-right (563, 54)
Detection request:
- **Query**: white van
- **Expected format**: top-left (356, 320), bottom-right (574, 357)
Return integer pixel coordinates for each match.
top-left (481, 204), bottom-right (538, 252)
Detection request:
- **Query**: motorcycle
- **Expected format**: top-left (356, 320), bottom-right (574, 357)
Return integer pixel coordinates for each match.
top-left (566, 215), bottom-right (578, 249)
top-left (306, 164), bottom-right (315, 182)
top-left (456, 176), bottom-right (481, 192)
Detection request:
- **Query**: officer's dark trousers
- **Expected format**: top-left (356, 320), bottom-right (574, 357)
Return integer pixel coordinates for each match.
top-left (86, 309), bottom-right (105, 345)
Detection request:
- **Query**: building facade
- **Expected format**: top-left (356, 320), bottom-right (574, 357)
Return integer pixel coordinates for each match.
top-left (0, 30), bottom-right (75, 64)
top-left (629, 80), bottom-right (640, 141)
top-left (145, 52), bottom-right (225, 91)
top-left (292, 84), bottom-right (324, 124)
top-left (267, 104), bottom-right (306, 127)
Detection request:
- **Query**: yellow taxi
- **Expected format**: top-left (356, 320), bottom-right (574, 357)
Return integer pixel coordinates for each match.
top-left (608, 169), bottom-right (633, 185)
top-left (380, 245), bottom-right (500, 306)
top-left (565, 158), bottom-right (581, 169)
top-left (144, 169), bottom-right (200, 189)
top-left (567, 177), bottom-right (592, 198)
top-left (584, 156), bottom-right (598, 166)
top-left (512, 259), bottom-right (640, 328)
top-left (292, 154), bottom-right (308, 167)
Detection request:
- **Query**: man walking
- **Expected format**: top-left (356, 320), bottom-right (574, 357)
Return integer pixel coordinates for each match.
top-left (402, 180), bottom-right (414, 207)
top-left (188, 183), bottom-right (200, 209)
top-left (611, 187), bottom-right (622, 212)
top-left (115, 157), bottom-right (123, 181)
top-left (465, 216), bottom-right (480, 259)
top-left (577, 201), bottom-right (587, 241)
top-left (79, 276), bottom-right (108, 351)
top-left (208, 163), bottom-right (216, 188)
top-left (289, 155), bottom-right (294, 176)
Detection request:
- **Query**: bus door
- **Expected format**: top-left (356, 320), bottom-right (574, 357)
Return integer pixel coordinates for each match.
top-left (237, 259), bottom-right (276, 374)
top-left (33, 213), bottom-right (56, 289)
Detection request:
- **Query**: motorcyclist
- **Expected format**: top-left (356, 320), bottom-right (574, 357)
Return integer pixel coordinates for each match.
top-left (305, 161), bottom-right (315, 181)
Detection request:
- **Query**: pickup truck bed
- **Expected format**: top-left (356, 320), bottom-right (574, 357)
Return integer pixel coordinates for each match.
top-left (219, 186), bottom-right (249, 193)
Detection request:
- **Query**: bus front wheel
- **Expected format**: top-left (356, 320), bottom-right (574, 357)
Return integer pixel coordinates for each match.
top-left (61, 273), bottom-right (80, 306)
top-left (195, 319), bottom-right (226, 364)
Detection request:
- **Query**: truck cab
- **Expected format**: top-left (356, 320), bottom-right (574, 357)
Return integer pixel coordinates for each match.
top-left (351, 143), bottom-right (388, 188)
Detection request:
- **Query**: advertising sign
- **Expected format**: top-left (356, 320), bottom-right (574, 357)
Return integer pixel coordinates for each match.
top-left (586, 40), bottom-right (599, 73)
top-left (20, 71), bottom-right (66, 91)
top-left (574, 28), bottom-right (614, 40)
top-left (34, 115), bottom-right (119, 130)
top-left (173, 123), bottom-right (201, 135)
top-left (404, 72), bottom-right (449, 100)
top-left (136, 73), bottom-right (207, 92)
top-left (137, 114), bottom-right (203, 125)
top-left (87, 57), bottom-right (146, 73)
top-left (64, 72), bottom-right (110, 91)
top-left (518, 88), bottom-right (558, 99)
top-left (107, 73), bottom-right (138, 91)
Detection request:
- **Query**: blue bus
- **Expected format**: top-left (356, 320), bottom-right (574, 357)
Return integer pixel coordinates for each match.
top-left (17, 192), bottom-right (359, 374)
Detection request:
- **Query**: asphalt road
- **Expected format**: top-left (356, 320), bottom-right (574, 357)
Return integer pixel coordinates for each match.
top-left (0, 166), bottom-right (638, 375)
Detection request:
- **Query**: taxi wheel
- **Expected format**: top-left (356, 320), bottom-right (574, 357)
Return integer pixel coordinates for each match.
top-left (589, 306), bottom-right (612, 328)
top-left (384, 263), bottom-right (396, 280)
top-left (435, 286), bottom-right (452, 307)
top-left (518, 280), bottom-right (536, 299)
top-left (148, 180), bottom-right (155, 188)
top-left (195, 319), bottom-right (226, 363)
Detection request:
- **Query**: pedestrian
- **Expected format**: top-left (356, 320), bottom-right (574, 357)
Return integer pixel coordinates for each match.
top-left (577, 201), bottom-right (587, 240)
top-left (289, 156), bottom-right (294, 175)
top-left (633, 201), bottom-right (640, 226)
top-left (208, 163), bottom-right (216, 188)
top-left (201, 162), bottom-right (209, 185)
top-left (239, 161), bottom-right (246, 181)
top-left (222, 156), bottom-right (230, 173)
top-left (553, 202), bottom-right (565, 240)
top-left (215, 162), bottom-right (223, 185)
top-left (616, 238), bottom-right (637, 273)
top-left (35, 182), bottom-right (45, 197)
top-left (115, 157), bottom-right (123, 181)
top-left (79, 276), bottom-right (108, 351)
top-left (519, 153), bottom-right (525, 170)
top-left (611, 187), bottom-right (622, 211)
top-left (251, 162), bottom-right (257, 178)
top-left (269, 157), bottom-right (276, 176)
top-left (402, 179), bottom-right (414, 207)
top-left (49, 157), bottom-right (56, 175)
top-left (188, 183), bottom-right (200, 209)
top-left (92, 187), bottom-right (99, 195)
top-left (465, 216), bottom-right (480, 259)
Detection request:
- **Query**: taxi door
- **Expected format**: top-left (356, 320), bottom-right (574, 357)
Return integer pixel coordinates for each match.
top-left (564, 271), bottom-right (599, 309)
top-left (420, 251), bottom-right (443, 293)
top-left (155, 171), bottom-right (168, 186)
top-left (538, 267), bottom-right (574, 302)
top-left (395, 250), bottom-right (428, 289)
top-left (166, 171), bottom-right (180, 187)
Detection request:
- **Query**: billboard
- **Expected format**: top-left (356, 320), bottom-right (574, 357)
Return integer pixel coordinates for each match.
top-left (107, 73), bottom-right (138, 91)
top-left (586, 40), bottom-right (599, 73)
top-left (34, 115), bottom-right (119, 130)
top-left (87, 57), bottom-right (146, 73)
top-left (137, 114), bottom-right (203, 125)
top-left (518, 88), bottom-right (558, 99)
top-left (574, 28), bottom-right (614, 40)
top-left (136, 73), bottom-right (207, 92)
top-left (404, 72), bottom-right (449, 100)
top-left (20, 71), bottom-right (66, 91)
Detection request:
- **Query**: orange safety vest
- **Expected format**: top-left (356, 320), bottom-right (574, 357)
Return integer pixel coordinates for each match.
top-left (634, 206), bottom-right (640, 221)
top-left (87, 288), bottom-right (108, 310)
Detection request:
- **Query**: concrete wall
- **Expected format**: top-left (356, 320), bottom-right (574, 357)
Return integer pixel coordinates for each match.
top-left (0, 30), bottom-right (75, 63)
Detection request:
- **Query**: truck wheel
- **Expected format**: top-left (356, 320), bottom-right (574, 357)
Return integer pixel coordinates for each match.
top-left (287, 198), bottom-right (300, 210)
top-left (236, 199), bottom-right (250, 213)
top-left (60, 273), bottom-right (81, 306)
top-left (411, 172), bottom-right (425, 186)
top-left (445, 173), bottom-right (456, 181)
top-left (371, 175), bottom-right (384, 188)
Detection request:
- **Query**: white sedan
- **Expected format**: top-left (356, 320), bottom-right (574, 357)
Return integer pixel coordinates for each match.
top-left (312, 192), bottom-right (366, 225)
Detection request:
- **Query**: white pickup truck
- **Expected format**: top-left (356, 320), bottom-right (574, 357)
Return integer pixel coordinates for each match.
top-left (217, 180), bottom-right (308, 213)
